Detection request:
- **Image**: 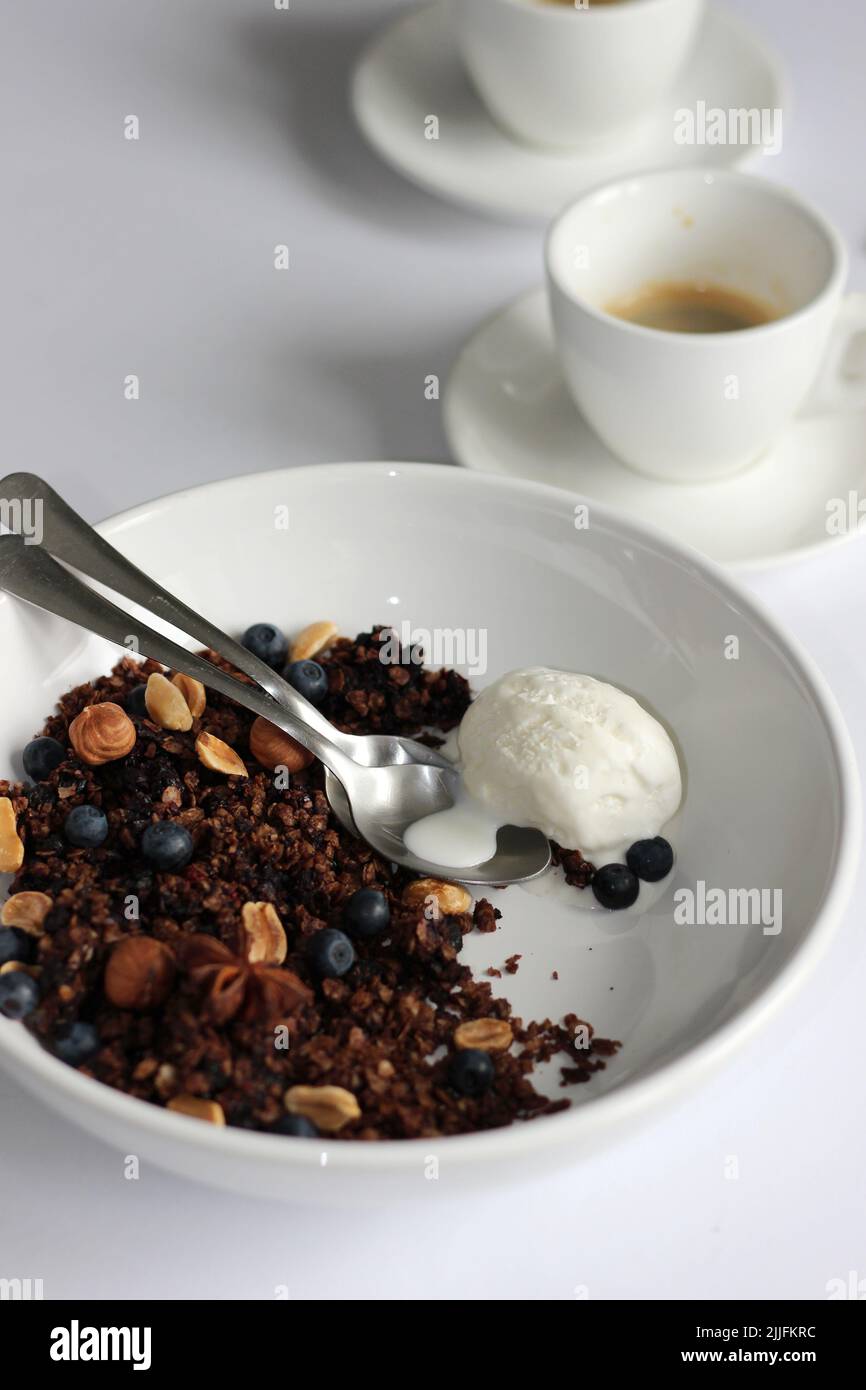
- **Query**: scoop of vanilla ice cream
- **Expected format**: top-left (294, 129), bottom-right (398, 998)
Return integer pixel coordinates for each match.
top-left (458, 668), bottom-right (682, 856)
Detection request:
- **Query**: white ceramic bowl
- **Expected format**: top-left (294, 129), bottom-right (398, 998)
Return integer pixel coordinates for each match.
top-left (0, 464), bottom-right (859, 1202)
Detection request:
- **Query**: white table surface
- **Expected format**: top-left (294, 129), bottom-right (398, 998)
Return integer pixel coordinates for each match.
top-left (1, 0), bottom-right (864, 1301)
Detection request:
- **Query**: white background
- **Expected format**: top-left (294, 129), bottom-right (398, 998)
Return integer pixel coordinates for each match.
top-left (1, 0), bottom-right (864, 1300)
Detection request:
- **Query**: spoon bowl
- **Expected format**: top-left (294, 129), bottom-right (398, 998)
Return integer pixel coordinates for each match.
top-left (342, 761), bottom-right (552, 885)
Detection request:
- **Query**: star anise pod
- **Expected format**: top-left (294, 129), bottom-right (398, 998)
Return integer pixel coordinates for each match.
top-left (180, 935), bottom-right (313, 1025)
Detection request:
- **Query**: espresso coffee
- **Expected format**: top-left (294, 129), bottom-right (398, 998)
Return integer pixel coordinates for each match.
top-left (605, 281), bottom-right (778, 334)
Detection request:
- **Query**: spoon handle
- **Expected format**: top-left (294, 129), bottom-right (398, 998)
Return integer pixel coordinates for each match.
top-left (0, 533), bottom-right (358, 784)
top-left (1, 472), bottom-right (284, 689)
top-left (0, 472), bottom-right (358, 761)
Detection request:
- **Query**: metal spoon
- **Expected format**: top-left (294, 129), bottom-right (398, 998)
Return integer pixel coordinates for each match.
top-left (0, 473), bottom-right (452, 777)
top-left (0, 491), bottom-right (550, 884)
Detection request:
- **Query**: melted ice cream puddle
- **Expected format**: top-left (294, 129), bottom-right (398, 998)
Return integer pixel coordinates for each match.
top-left (405, 728), bottom-right (502, 868)
top-left (404, 786), bottom-right (502, 869)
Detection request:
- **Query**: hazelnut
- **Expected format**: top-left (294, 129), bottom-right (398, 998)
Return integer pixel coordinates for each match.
top-left (1, 890), bottom-right (53, 935)
top-left (195, 731), bottom-right (248, 778)
top-left (241, 901), bottom-right (287, 965)
top-left (0, 797), bottom-right (25, 873)
top-left (284, 1084), bottom-right (360, 1133)
top-left (248, 716), bottom-right (313, 773)
top-left (290, 620), bottom-right (338, 662)
top-left (104, 936), bottom-right (176, 1010)
top-left (171, 672), bottom-right (206, 719)
top-left (402, 878), bottom-right (472, 916)
top-left (69, 702), bottom-right (136, 766)
top-left (145, 672), bottom-right (193, 731)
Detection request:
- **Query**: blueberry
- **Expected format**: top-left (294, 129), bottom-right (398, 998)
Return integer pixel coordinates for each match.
top-left (448, 1048), bottom-right (495, 1097)
top-left (242, 623), bottom-right (288, 669)
top-left (591, 863), bottom-right (640, 911)
top-left (308, 927), bottom-right (355, 979)
top-left (0, 971), bottom-right (40, 1019)
top-left (22, 736), bottom-right (65, 781)
top-left (125, 685), bottom-right (149, 719)
top-left (64, 804), bottom-right (108, 848)
top-left (344, 888), bottom-right (390, 939)
top-left (141, 821), bottom-right (194, 871)
top-left (284, 659), bottom-right (328, 705)
top-left (626, 837), bottom-right (674, 883)
top-left (273, 1113), bottom-right (319, 1138)
top-left (54, 1020), bottom-right (100, 1067)
top-left (0, 927), bottom-right (36, 967)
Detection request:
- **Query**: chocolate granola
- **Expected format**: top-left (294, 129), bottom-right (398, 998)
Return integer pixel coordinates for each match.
top-left (1, 627), bottom-right (617, 1140)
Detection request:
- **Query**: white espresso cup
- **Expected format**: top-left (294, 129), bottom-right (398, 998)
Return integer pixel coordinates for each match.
top-left (450, 0), bottom-right (705, 150)
top-left (546, 168), bottom-right (866, 483)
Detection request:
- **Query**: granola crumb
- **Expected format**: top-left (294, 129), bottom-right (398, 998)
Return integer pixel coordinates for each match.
top-left (550, 841), bottom-right (596, 888)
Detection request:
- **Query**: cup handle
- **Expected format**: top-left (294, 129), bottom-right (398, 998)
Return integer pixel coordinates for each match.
top-left (804, 293), bottom-right (866, 415)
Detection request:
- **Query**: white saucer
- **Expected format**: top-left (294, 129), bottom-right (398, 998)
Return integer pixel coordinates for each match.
top-left (351, 1), bottom-right (787, 222)
top-left (443, 289), bottom-right (866, 571)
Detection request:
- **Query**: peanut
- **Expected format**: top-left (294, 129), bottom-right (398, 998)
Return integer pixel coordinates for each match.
top-left (171, 672), bottom-right (206, 718)
top-left (1, 890), bottom-right (53, 934)
top-left (284, 1084), bottom-right (360, 1133)
top-left (402, 877), bottom-right (472, 916)
top-left (0, 797), bottom-right (25, 873)
top-left (241, 901), bottom-right (287, 966)
top-left (290, 621), bottom-right (338, 662)
top-left (453, 1019), bottom-right (513, 1052)
top-left (167, 1095), bottom-right (225, 1125)
top-left (145, 672), bottom-right (193, 732)
top-left (195, 731), bottom-right (248, 778)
